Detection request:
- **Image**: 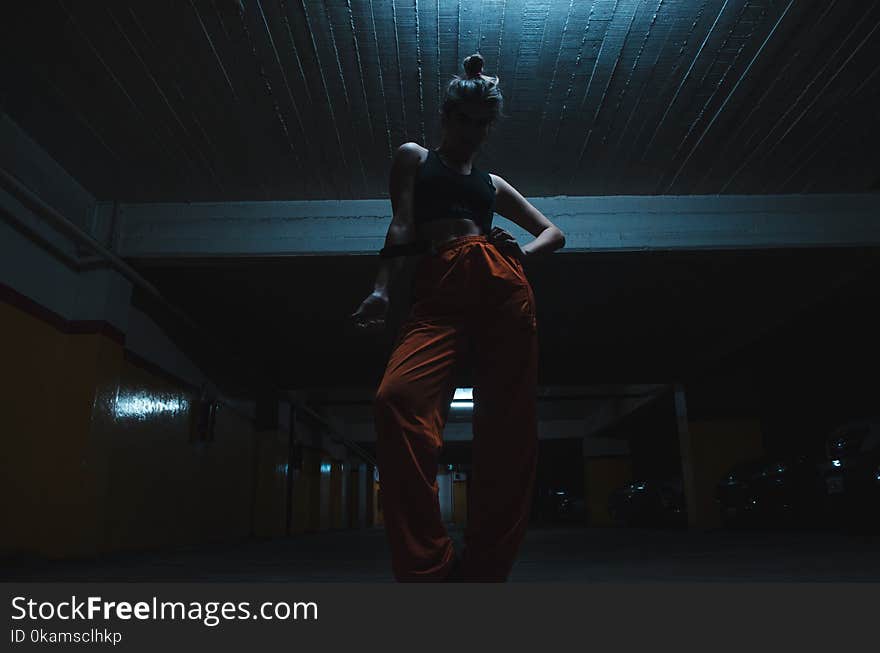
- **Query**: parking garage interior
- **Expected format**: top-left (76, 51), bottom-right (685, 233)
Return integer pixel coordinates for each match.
top-left (2, 1), bottom-right (880, 584)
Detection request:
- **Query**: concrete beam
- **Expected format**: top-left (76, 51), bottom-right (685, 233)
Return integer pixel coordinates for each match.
top-left (118, 194), bottom-right (880, 257)
top-left (300, 384), bottom-right (667, 443)
top-left (299, 384), bottom-right (666, 403)
top-left (581, 391), bottom-right (667, 439)
top-left (582, 437), bottom-right (631, 458)
top-left (342, 418), bottom-right (592, 443)
top-left (0, 112), bottom-right (96, 235)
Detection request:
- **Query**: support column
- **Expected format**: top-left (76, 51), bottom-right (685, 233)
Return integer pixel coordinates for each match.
top-left (675, 379), bottom-right (765, 529)
top-left (372, 465), bottom-right (382, 526)
top-left (250, 427), bottom-right (286, 537)
top-left (253, 396), bottom-right (286, 537)
top-left (357, 463), bottom-right (368, 528)
top-left (330, 460), bottom-right (343, 529)
top-left (452, 469), bottom-right (468, 525)
top-left (582, 437), bottom-right (631, 527)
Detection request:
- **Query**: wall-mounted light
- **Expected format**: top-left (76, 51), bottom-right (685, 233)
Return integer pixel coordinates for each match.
top-left (114, 392), bottom-right (188, 420)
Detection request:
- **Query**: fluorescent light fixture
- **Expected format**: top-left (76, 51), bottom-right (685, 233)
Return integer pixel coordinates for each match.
top-left (451, 387), bottom-right (474, 409)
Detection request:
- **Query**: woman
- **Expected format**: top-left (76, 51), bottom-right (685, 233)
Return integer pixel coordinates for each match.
top-left (351, 53), bottom-right (566, 582)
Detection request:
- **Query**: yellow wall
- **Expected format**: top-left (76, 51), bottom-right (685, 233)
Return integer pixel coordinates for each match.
top-left (103, 360), bottom-right (258, 552)
top-left (348, 467), bottom-right (360, 529)
top-left (0, 297), bottom-right (317, 559)
top-left (1, 301), bottom-right (119, 558)
top-left (252, 429), bottom-right (289, 538)
top-left (330, 461), bottom-right (343, 529)
top-left (452, 480), bottom-right (468, 524)
top-left (584, 457), bottom-right (633, 526)
top-left (295, 448), bottom-right (322, 533)
top-left (290, 457), bottom-right (311, 535)
top-left (682, 419), bottom-right (764, 528)
top-left (373, 481), bottom-right (383, 525)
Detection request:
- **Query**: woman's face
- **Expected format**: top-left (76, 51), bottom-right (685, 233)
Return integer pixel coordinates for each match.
top-left (442, 101), bottom-right (495, 152)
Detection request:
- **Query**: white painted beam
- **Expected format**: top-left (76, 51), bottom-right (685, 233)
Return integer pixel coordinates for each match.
top-left (118, 194), bottom-right (880, 258)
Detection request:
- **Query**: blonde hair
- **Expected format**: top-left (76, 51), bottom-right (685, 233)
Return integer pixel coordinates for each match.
top-left (442, 53), bottom-right (506, 123)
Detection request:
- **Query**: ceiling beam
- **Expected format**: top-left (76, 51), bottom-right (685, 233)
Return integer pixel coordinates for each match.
top-left (118, 193), bottom-right (880, 258)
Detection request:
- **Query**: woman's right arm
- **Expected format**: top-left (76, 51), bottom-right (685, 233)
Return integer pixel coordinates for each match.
top-left (372, 142), bottom-right (421, 300)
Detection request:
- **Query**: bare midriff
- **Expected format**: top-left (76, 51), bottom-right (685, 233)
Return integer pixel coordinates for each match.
top-left (415, 217), bottom-right (485, 248)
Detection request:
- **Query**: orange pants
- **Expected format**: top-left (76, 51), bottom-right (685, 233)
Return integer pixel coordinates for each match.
top-left (373, 234), bottom-right (539, 582)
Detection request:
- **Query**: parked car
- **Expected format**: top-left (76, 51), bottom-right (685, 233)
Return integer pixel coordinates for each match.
top-left (608, 477), bottom-right (686, 528)
top-left (819, 419), bottom-right (880, 532)
top-left (536, 487), bottom-right (586, 524)
top-left (715, 455), bottom-right (825, 529)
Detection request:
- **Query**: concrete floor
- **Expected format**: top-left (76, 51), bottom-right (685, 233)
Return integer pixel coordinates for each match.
top-left (4, 525), bottom-right (880, 582)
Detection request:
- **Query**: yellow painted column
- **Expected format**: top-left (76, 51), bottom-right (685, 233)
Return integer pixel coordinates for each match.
top-left (365, 465), bottom-right (376, 527)
top-left (348, 466), bottom-right (360, 529)
top-left (584, 457), bottom-right (633, 526)
top-left (330, 460), bottom-right (343, 529)
top-left (252, 429), bottom-right (287, 537)
top-left (452, 473), bottom-right (468, 525)
top-left (676, 383), bottom-right (764, 528)
top-left (297, 448), bottom-right (322, 533)
top-left (373, 464), bottom-right (384, 526)
top-left (318, 455), bottom-right (332, 531)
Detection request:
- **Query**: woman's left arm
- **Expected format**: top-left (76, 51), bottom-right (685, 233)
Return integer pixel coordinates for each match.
top-left (489, 173), bottom-right (566, 259)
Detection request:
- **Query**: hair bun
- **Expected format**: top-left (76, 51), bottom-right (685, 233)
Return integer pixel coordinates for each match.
top-left (463, 53), bottom-right (484, 78)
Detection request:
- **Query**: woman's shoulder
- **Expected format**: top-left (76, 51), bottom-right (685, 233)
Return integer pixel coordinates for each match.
top-left (487, 172), bottom-right (501, 196)
top-left (396, 142), bottom-right (430, 167)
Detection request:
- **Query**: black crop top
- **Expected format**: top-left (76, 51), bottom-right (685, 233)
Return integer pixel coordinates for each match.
top-left (412, 149), bottom-right (496, 233)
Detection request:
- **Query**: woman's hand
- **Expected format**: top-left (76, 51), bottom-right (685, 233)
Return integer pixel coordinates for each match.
top-left (351, 291), bottom-right (390, 333)
top-left (489, 226), bottom-right (526, 261)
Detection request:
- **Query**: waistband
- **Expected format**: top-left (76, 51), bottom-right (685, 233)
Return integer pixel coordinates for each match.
top-left (428, 234), bottom-right (489, 255)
